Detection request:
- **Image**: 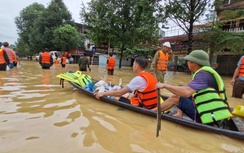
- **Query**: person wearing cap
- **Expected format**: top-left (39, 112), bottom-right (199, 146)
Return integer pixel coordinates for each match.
top-left (230, 55), bottom-right (244, 98)
top-left (39, 48), bottom-right (53, 69)
top-left (153, 50), bottom-right (232, 126)
top-left (150, 41), bottom-right (172, 83)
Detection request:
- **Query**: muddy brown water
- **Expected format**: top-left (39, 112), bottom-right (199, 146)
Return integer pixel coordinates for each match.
top-left (0, 60), bottom-right (243, 153)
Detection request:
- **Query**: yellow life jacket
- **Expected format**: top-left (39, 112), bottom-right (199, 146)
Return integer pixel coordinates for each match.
top-left (73, 71), bottom-right (93, 88)
top-left (192, 66), bottom-right (232, 124)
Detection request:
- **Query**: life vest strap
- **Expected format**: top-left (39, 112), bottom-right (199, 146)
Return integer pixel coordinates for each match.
top-left (138, 102), bottom-right (157, 109)
top-left (194, 90), bottom-right (225, 99)
top-left (138, 96), bottom-right (158, 102)
top-left (211, 113), bottom-right (220, 127)
top-left (198, 106), bottom-right (229, 117)
top-left (137, 89), bottom-right (157, 94)
top-left (195, 98), bottom-right (226, 107)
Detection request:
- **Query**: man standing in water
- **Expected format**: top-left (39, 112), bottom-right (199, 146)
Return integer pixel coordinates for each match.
top-left (230, 55), bottom-right (244, 99)
top-left (39, 48), bottom-right (53, 69)
top-left (3, 42), bottom-right (15, 69)
top-left (78, 52), bottom-right (91, 71)
top-left (107, 53), bottom-right (116, 75)
top-left (0, 45), bottom-right (10, 71)
top-left (150, 42), bottom-right (172, 83)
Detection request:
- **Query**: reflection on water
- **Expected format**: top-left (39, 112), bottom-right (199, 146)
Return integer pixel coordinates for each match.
top-left (0, 60), bottom-right (243, 153)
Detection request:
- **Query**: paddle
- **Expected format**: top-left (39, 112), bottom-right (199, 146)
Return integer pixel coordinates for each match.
top-left (118, 78), bottom-right (122, 87)
top-left (156, 88), bottom-right (161, 137)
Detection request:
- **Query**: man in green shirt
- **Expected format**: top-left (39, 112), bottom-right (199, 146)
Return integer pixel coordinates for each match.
top-left (150, 42), bottom-right (172, 83)
top-left (78, 52), bottom-right (91, 71)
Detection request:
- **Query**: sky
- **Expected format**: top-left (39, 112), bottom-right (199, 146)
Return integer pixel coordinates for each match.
top-left (0, 0), bottom-right (212, 46)
top-left (0, 0), bottom-right (90, 45)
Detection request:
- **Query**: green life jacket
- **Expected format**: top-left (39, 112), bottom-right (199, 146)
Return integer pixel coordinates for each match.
top-left (73, 71), bottom-right (93, 88)
top-left (192, 66), bottom-right (232, 124)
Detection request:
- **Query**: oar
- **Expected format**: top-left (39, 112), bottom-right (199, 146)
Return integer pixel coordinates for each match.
top-left (118, 78), bottom-right (122, 87)
top-left (156, 88), bottom-right (161, 137)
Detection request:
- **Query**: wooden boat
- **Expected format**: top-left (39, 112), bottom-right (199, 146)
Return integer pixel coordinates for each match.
top-left (64, 76), bottom-right (244, 140)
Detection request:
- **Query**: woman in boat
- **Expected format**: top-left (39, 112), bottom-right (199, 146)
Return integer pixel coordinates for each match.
top-left (95, 57), bottom-right (158, 109)
top-left (154, 50), bottom-right (232, 127)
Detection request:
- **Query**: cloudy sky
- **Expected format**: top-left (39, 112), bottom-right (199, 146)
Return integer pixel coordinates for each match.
top-left (0, 0), bottom-right (90, 45)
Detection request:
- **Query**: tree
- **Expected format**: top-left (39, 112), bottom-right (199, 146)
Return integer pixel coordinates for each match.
top-left (52, 24), bottom-right (84, 51)
top-left (29, 0), bottom-right (75, 51)
top-left (201, 27), bottom-right (244, 65)
top-left (15, 0), bottom-right (78, 55)
top-left (15, 3), bottom-right (45, 50)
top-left (164, 0), bottom-right (211, 54)
top-left (81, 0), bottom-right (162, 68)
top-left (199, 1), bottom-right (244, 64)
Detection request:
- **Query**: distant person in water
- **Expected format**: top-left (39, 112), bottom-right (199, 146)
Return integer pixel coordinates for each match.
top-left (107, 53), bottom-right (116, 75)
top-left (78, 52), bottom-right (91, 71)
top-left (3, 42), bottom-right (15, 69)
top-left (39, 48), bottom-right (53, 69)
top-left (60, 55), bottom-right (66, 68)
top-left (0, 47), bottom-right (10, 71)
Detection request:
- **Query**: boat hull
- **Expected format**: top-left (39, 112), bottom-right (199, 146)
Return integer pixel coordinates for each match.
top-left (68, 79), bottom-right (244, 141)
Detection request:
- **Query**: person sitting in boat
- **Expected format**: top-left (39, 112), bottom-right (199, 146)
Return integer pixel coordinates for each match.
top-left (95, 57), bottom-right (158, 109)
top-left (153, 50), bottom-right (232, 127)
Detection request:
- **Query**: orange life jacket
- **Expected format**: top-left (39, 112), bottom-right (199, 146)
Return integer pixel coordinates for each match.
top-left (68, 53), bottom-right (72, 58)
top-left (61, 57), bottom-right (66, 64)
top-left (107, 57), bottom-right (116, 70)
top-left (64, 52), bottom-right (68, 57)
top-left (0, 49), bottom-right (6, 64)
top-left (54, 59), bottom-right (59, 64)
top-left (41, 52), bottom-right (51, 64)
top-left (238, 57), bottom-right (244, 77)
top-left (156, 50), bottom-right (168, 71)
top-left (130, 71), bottom-right (158, 109)
top-left (11, 52), bottom-right (16, 62)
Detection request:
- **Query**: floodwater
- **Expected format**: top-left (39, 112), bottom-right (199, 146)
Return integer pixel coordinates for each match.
top-left (0, 60), bottom-right (243, 153)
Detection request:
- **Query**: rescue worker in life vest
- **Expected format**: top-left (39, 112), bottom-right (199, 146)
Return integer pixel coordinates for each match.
top-left (150, 41), bottom-right (172, 83)
top-left (39, 48), bottom-right (53, 69)
top-left (60, 55), bottom-right (67, 68)
top-left (230, 54), bottom-right (244, 99)
top-left (107, 53), bottom-right (116, 75)
top-left (0, 48), bottom-right (10, 71)
top-left (95, 57), bottom-right (158, 109)
top-left (153, 50), bottom-right (232, 127)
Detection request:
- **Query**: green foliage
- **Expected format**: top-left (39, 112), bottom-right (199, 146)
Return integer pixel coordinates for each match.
top-left (163, 0), bottom-right (211, 53)
top-left (15, 0), bottom-right (81, 56)
top-left (119, 47), bottom-right (157, 59)
top-left (81, 0), bottom-right (162, 68)
top-left (220, 9), bottom-right (244, 20)
top-left (52, 24), bottom-right (84, 50)
top-left (201, 28), bottom-right (244, 53)
top-left (15, 3), bottom-right (45, 49)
